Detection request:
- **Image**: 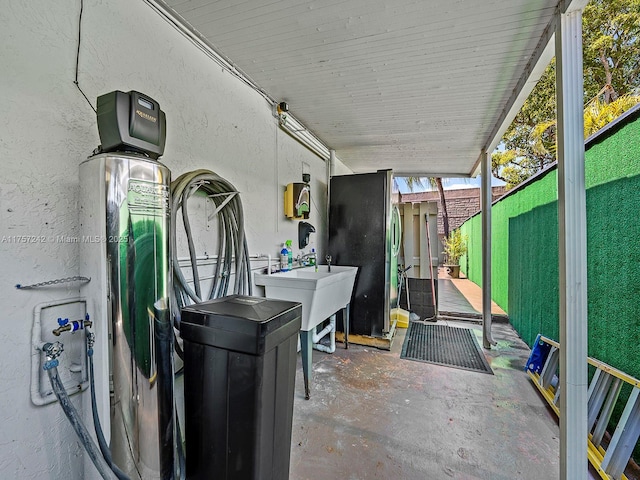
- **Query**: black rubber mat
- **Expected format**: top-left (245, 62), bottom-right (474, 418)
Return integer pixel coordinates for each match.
top-left (401, 323), bottom-right (493, 374)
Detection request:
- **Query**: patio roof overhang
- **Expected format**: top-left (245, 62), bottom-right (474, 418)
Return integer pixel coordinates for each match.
top-left (145, 1), bottom-right (590, 478)
top-left (147, 0), bottom-right (582, 177)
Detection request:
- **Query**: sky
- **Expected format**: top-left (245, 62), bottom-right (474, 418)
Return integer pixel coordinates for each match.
top-left (394, 175), bottom-right (506, 194)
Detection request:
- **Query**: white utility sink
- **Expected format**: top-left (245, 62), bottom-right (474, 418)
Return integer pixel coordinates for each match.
top-left (255, 264), bottom-right (358, 399)
top-left (254, 265), bottom-right (357, 331)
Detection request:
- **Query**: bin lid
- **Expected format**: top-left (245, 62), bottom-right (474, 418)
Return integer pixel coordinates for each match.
top-left (180, 295), bottom-right (301, 355)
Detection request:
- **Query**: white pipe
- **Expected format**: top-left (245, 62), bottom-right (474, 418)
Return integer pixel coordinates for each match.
top-left (31, 297), bottom-right (88, 406)
top-left (176, 253), bottom-right (270, 262)
top-left (279, 114), bottom-right (331, 161)
top-left (329, 149), bottom-right (336, 177)
top-left (312, 314), bottom-right (336, 353)
top-left (144, 0), bottom-right (271, 103)
top-left (146, 0), bottom-right (338, 167)
top-left (176, 254), bottom-right (214, 262)
top-left (179, 253), bottom-right (275, 276)
top-left (312, 323), bottom-right (333, 344)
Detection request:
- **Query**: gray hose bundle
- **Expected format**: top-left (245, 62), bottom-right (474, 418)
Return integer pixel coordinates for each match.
top-left (171, 169), bottom-right (251, 323)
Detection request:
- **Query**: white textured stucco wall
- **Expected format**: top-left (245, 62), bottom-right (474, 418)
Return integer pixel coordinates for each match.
top-left (0, 1), bottom-right (350, 477)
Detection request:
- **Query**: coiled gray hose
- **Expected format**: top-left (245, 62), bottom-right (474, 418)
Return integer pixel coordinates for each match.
top-left (171, 169), bottom-right (252, 324)
top-left (47, 365), bottom-right (118, 480)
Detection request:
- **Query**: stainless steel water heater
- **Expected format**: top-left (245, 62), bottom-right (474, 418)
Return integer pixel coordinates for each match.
top-left (79, 91), bottom-right (174, 479)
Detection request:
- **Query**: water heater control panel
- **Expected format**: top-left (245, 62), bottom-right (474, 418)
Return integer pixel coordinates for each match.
top-left (96, 90), bottom-right (166, 159)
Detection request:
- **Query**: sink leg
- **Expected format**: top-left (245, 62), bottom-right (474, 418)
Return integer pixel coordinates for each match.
top-left (344, 303), bottom-right (350, 349)
top-left (300, 330), bottom-right (312, 400)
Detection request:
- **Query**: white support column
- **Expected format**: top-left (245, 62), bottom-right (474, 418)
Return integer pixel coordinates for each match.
top-left (481, 151), bottom-right (496, 348)
top-left (556, 8), bottom-right (588, 480)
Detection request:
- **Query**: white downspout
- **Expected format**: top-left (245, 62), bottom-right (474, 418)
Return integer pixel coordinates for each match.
top-left (556, 4), bottom-right (588, 479)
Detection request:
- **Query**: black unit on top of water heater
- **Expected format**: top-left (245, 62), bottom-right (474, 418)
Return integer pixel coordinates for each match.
top-left (96, 90), bottom-right (166, 159)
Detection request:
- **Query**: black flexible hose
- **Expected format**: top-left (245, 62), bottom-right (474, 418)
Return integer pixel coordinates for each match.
top-left (47, 366), bottom-right (118, 480)
top-left (154, 299), bottom-right (176, 479)
top-left (175, 409), bottom-right (186, 480)
top-left (88, 352), bottom-right (130, 480)
top-left (174, 332), bottom-right (184, 361)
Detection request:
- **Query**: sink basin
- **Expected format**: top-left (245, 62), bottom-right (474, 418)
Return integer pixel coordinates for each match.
top-left (254, 265), bottom-right (357, 331)
top-left (255, 264), bottom-right (358, 399)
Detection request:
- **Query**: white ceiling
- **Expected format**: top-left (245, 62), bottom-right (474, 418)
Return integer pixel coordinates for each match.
top-left (152, 0), bottom-right (564, 176)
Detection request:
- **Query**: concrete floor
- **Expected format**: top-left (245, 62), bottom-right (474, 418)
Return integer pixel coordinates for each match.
top-left (437, 279), bottom-right (478, 316)
top-left (290, 320), bottom-right (561, 480)
top-left (437, 267), bottom-right (507, 317)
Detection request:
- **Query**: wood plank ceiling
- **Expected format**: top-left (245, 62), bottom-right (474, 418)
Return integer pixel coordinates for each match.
top-left (156, 0), bottom-right (559, 176)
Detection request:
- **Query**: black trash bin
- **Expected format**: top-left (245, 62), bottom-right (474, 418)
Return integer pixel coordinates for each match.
top-left (180, 295), bottom-right (302, 480)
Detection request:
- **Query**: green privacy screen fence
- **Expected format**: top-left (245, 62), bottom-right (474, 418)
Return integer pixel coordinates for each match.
top-left (459, 105), bottom-right (640, 378)
top-left (461, 108), bottom-right (640, 461)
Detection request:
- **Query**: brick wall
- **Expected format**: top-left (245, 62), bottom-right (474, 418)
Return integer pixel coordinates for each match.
top-left (398, 186), bottom-right (506, 235)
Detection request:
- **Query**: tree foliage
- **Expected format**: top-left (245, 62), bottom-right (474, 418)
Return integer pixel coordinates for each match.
top-left (442, 228), bottom-right (467, 265)
top-left (528, 93), bottom-right (640, 159)
top-left (583, 0), bottom-right (640, 101)
top-left (491, 149), bottom-right (541, 190)
top-left (493, 0), bottom-right (640, 188)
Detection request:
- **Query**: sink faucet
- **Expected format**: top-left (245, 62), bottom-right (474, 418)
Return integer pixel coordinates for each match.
top-left (300, 251), bottom-right (317, 265)
top-left (325, 254), bottom-right (332, 272)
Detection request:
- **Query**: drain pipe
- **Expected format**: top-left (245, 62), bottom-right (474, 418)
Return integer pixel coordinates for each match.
top-left (312, 314), bottom-right (336, 353)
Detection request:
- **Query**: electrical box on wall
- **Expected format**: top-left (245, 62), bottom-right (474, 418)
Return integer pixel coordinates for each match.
top-left (284, 182), bottom-right (310, 219)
